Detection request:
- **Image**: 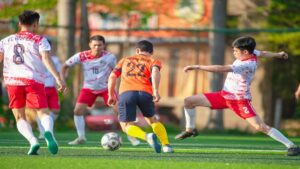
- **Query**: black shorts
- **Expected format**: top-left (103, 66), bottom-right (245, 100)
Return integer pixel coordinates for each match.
top-left (118, 91), bottom-right (155, 122)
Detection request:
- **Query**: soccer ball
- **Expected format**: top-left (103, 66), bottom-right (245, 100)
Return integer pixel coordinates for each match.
top-left (101, 132), bottom-right (122, 151)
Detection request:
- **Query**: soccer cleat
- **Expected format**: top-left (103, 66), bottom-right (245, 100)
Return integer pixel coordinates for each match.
top-left (175, 128), bottom-right (199, 140)
top-left (44, 131), bottom-right (58, 155)
top-left (68, 137), bottom-right (87, 145)
top-left (27, 144), bottom-right (40, 155)
top-left (287, 146), bottom-right (300, 156)
top-left (162, 145), bottom-right (174, 153)
top-left (146, 133), bottom-right (161, 153)
top-left (127, 135), bottom-right (140, 146)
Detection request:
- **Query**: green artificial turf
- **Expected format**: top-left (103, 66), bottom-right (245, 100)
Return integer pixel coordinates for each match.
top-left (0, 131), bottom-right (299, 169)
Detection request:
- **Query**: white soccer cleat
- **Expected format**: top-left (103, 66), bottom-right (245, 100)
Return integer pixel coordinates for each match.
top-left (162, 145), bottom-right (174, 153)
top-left (68, 137), bottom-right (87, 145)
top-left (127, 135), bottom-right (140, 146)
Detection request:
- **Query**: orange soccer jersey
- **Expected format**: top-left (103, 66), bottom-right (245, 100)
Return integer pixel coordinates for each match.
top-left (112, 54), bottom-right (162, 95)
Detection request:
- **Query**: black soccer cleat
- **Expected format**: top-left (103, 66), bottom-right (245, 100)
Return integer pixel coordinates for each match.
top-left (175, 129), bottom-right (199, 140)
top-left (287, 146), bottom-right (300, 156)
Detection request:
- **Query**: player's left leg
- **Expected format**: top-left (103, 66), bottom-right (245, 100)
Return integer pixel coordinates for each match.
top-left (13, 108), bottom-right (40, 155)
top-left (232, 100), bottom-right (300, 156)
top-left (247, 116), bottom-right (300, 156)
top-left (119, 122), bottom-right (140, 146)
top-left (8, 85), bottom-right (40, 155)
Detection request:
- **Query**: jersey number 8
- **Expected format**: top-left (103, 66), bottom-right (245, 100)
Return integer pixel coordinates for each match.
top-left (13, 44), bottom-right (25, 65)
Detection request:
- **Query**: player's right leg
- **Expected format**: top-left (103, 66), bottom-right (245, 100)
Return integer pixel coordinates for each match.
top-left (25, 82), bottom-right (58, 155)
top-left (36, 108), bottom-right (58, 155)
top-left (68, 103), bottom-right (88, 145)
top-left (175, 94), bottom-right (212, 140)
top-left (69, 89), bottom-right (97, 145)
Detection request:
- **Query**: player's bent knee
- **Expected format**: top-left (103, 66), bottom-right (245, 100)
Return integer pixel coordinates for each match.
top-left (184, 97), bottom-right (194, 108)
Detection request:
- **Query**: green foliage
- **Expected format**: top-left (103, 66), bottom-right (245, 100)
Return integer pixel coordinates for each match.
top-left (261, 1), bottom-right (300, 100)
top-left (267, 0), bottom-right (300, 28)
top-left (260, 33), bottom-right (300, 98)
top-left (0, 0), bottom-right (57, 19)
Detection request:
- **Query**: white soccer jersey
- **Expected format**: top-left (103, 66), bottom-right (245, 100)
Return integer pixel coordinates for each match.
top-left (65, 50), bottom-right (116, 90)
top-left (45, 56), bottom-right (61, 87)
top-left (0, 31), bottom-right (51, 85)
top-left (222, 50), bottom-right (261, 100)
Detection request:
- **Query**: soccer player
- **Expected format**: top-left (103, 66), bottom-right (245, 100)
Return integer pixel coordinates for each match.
top-left (175, 36), bottom-right (300, 156)
top-left (61, 35), bottom-right (117, 145)
top-left (36, 39), bottom-right (62, 139)
top-left (108, 40), bottom-right (173, 153)
top-left (0, 10), bottom-right (66, 155)
top-left (295, 84), bottom-right (300, 100)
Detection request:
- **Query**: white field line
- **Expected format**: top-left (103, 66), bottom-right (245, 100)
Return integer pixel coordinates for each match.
top-left (0, 145), bottom-right (284, 153)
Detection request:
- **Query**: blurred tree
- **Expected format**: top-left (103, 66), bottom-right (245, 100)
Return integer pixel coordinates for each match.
top-left (57, 0), bottom-right (76, 125)
top-left (206, 0), bottom-right (227, 130)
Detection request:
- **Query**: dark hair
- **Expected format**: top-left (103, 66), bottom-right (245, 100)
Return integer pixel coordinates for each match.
top-left (136, 40), bottom-right (153, 53)
top-left (19, 10), bottom-right (40, 25)
top-left (232, 36), bottom-right (256, 54)
top-left (89, 35), bottom-right (105, 44)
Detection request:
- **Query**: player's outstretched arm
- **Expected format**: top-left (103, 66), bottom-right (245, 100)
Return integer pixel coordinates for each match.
top-left (260, 51), bottom-right (288, 59)
top-left (41, 51), bottom-right (66, 93)
top-left (108, 73), bottom-right (118, 106)
top-left (151, 66), bottom-right (161, 103)
top-left (184, 65), bottom-right (232, 73)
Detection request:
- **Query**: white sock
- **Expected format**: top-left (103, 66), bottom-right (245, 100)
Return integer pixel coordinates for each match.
top-left (267, 128), bottom-right (295, 148)
top-left (184, 108), bottom-right (196, 129)
top-left (41, 114), bottom-right (54, 133)
top-left (36, 116), bottom-right (45, 135)
top-left (17, 119), bottom-right (38, 145)
top-left (74, 115), bottom-right (85, 139)
top-left (50, 111), bottom-right (58, 121)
